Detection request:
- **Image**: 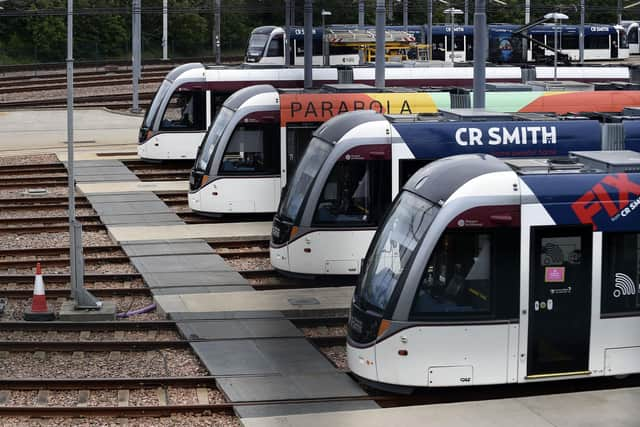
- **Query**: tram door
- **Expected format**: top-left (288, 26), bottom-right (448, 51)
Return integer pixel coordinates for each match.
top-left (527, 226), bottom-right (592, 378)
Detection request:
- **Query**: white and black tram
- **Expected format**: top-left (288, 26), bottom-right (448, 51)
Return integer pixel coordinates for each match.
top-left (346, 151), bottom-right (640, 391)
top-left (270, 109), bottom-right (631, 277)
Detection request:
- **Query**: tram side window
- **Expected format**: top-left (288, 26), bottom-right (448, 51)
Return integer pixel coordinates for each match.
top-left (313, 159), bottom-right (391, 227)
top-left (286, 124), bottom-right (321, 184)
top-left (266, 34), bottom-right (284, 57)
top-left (220, 124), bottom-right (280, 175)
top-left (601, 233), bottom-right (640, 316)
top-left (160, 91), bottom-right (206, 131)
top-left (628, 28), bottom-right (638, 45)
top-left (410, 229), bottom-right (519, 319)
top-left (561, 35), bottom-right (579, 50)
top-left (585, 35), bottom-right (609, 50)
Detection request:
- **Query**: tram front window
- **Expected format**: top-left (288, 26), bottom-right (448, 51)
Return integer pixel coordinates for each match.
top-left (411, 232), bottom-right (492, 316)
top-left (358, 192), bottom-right (438, 312)
top-left (220, 124), bottom-right (279, 174)
top-left (246, 33), bottom-right (270, 61)
top-left (143, 80), bottom-right (171, 129)
top-left (313, 159), bottom-right (391, 226)
top-left (195, 107), bottom-right (234, 172)
top-left (278, 138), bottom-right (333, 222)
top-left (160, 91), bottom-right (206, 131)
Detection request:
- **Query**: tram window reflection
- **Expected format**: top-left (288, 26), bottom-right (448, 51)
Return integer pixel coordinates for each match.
top-left (313, 159), bottom-right (391, 227)
top-left (160, 91), bottom-right (206, 131)
top-left (220, 125), bottom-right (280, 175)
top-left (602, 232), bottom-right (640, 316)
top-left (411, 232), bottom-right (492, 316)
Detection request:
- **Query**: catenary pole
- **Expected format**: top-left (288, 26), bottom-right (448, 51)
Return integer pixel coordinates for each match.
top-left (304, 0), bottom-right (312, 88)
top-left (132, 0), bottom-right (140, 113)
top-left (579, 0), bottom-right (584, 64)
top-left (375, 0), bottom-right (385, 88)
top-left (162, 0), bottom-right (168, 60)
top-left (215, 0), bottom-right (221, 64)
top-left (473, 0), bottom-right (486, 108)
top-left (67, 0), bottom-right (100, 308)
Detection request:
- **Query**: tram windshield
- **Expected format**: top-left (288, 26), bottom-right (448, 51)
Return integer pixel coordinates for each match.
top-left (278, 137), bottom-right (333, 222)
top-left (358, 192), bottom-right (438, 312)
top-left (195, 107), bottom-right (234, 172)
top-left (143, 80), bottom-right (171, 128)
top-left (247, 33), bottom-right (270, 58)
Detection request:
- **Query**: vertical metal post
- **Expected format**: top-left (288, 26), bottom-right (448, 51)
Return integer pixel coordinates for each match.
top-left (403, 0), bottom-right (408, 31)
top-left (359, 0), bottom-right (365, 64)
top-left (215, 0), bottom-right (221, 64)
top-left (375, 0), bottom-right (385, 88)
top-left (522, 0), bottom-right (530, 62)
top-left (132, 0), bottom-right (140, 113)
top-left (579, 0), bottom-right (584, 64)
top-left (285, 0), bottom-right (291, 66)
top-left (473, 0), bottom-right (486, 108)
top-left (428, 0), bottom-right (433, 59)
top-left (322, 12), bottom-right (327, 66)
top-left (450, 12), bottom-right (454, 63)
top-left (464, 0), bottom-right (468, 26)
top-left (618, 0), bottom-right (623, 25)
top-left (552, 19), bottom-right (559, 80)
top-left (162, 0), bottom-right (168, 60)
top-left (304, 0), bottom-right (312, 89)
top-left (67, 0), bottom-right (100, 309)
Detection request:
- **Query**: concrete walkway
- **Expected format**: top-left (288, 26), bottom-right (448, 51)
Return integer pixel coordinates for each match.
top-left (242, 387), bottom-right (640, 426)
top-left (0, 108), bottom-right (140, 156)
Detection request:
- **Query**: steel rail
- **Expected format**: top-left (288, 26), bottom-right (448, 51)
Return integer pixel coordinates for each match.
top-left (0, 256), bottom-right (128, 269)
top-left (0, 245), bottom-right (119, 256)
top-left (0, 215), bottom-right (99, 225)
top-left (0, 376), bottom-right (216, 389)
top-left (0, 340), bottom-right (191, 351)
top-left (0, 223), bottom-right (106, 233)
top-left (0, 273), bottom-right (142, 283)
top-left (0, 288), bottom-right (150, 298)
top-left (0, 320), bottom-right (176, 331)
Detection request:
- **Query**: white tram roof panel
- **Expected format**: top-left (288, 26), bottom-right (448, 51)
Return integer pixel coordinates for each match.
top-left (571, 150), bottom-right (640, 173)
top-left (505, 151), bottom-right (640, 175)
top-left (437, 108), bottom-right (515, 121)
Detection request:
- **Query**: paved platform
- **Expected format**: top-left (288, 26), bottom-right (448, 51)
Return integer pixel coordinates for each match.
top-left (108, 221), bottom-right (272, 244)
top-left (56, 151), bottom-right (139, 161)
top-left (0, 109), bottom-right (140, 156)
top-left (85, 189), bottom-right (183, 226)
top-left (77, 180), bottom-right (188, 195)
top-left (68, 160), bottom-right (138, 183)
top-left (241, 387), bottom-right (640, 426)
top-left (154, 286), bottom-right (354, 318)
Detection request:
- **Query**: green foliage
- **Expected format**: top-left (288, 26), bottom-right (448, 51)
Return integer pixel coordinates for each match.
top-left (0, 0), bottom-right (634, 64)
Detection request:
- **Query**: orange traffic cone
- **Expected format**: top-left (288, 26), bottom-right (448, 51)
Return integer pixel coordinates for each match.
top-left (24, 262), bottom-right (55, 321)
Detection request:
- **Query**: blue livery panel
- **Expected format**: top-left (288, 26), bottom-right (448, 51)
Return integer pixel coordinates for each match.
top-left (395, 120), bottom-right (603, 159)
top-left (624, 121), bottom-right (640, 152)
top-left (522, 173), bottom-right (640, 232)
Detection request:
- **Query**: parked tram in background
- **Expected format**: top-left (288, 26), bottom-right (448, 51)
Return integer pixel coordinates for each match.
top-left (138, 63), bottom-right (630, 162)
top-left (270, 110), bottom-right (640, 277)
top-left (188, 84), bottom-right (446, 215)
top-left (347, 151), bottom-right (640, 392)
top-left (189, 84), bottom-right (640, 216)
top-left (245, 23), bottom-right (628, 65)
top-left (622, 21), bottom-right (639, 54)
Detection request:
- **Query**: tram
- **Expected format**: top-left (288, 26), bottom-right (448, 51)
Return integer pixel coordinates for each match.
top-left (347, 151), bottom-right (640, 391)
top-left (190, 86), bottom-right (640, 216)
top-left (622, 21), bottom-right (639, 54)
top-left (188, 84), bottom-right (445, 215)
top-left (245, 23), bottom-right (629, 65)
top-left (138, 63), bottom-right (630, 161)
top-left (270, 109), bottom-right (638, 276)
